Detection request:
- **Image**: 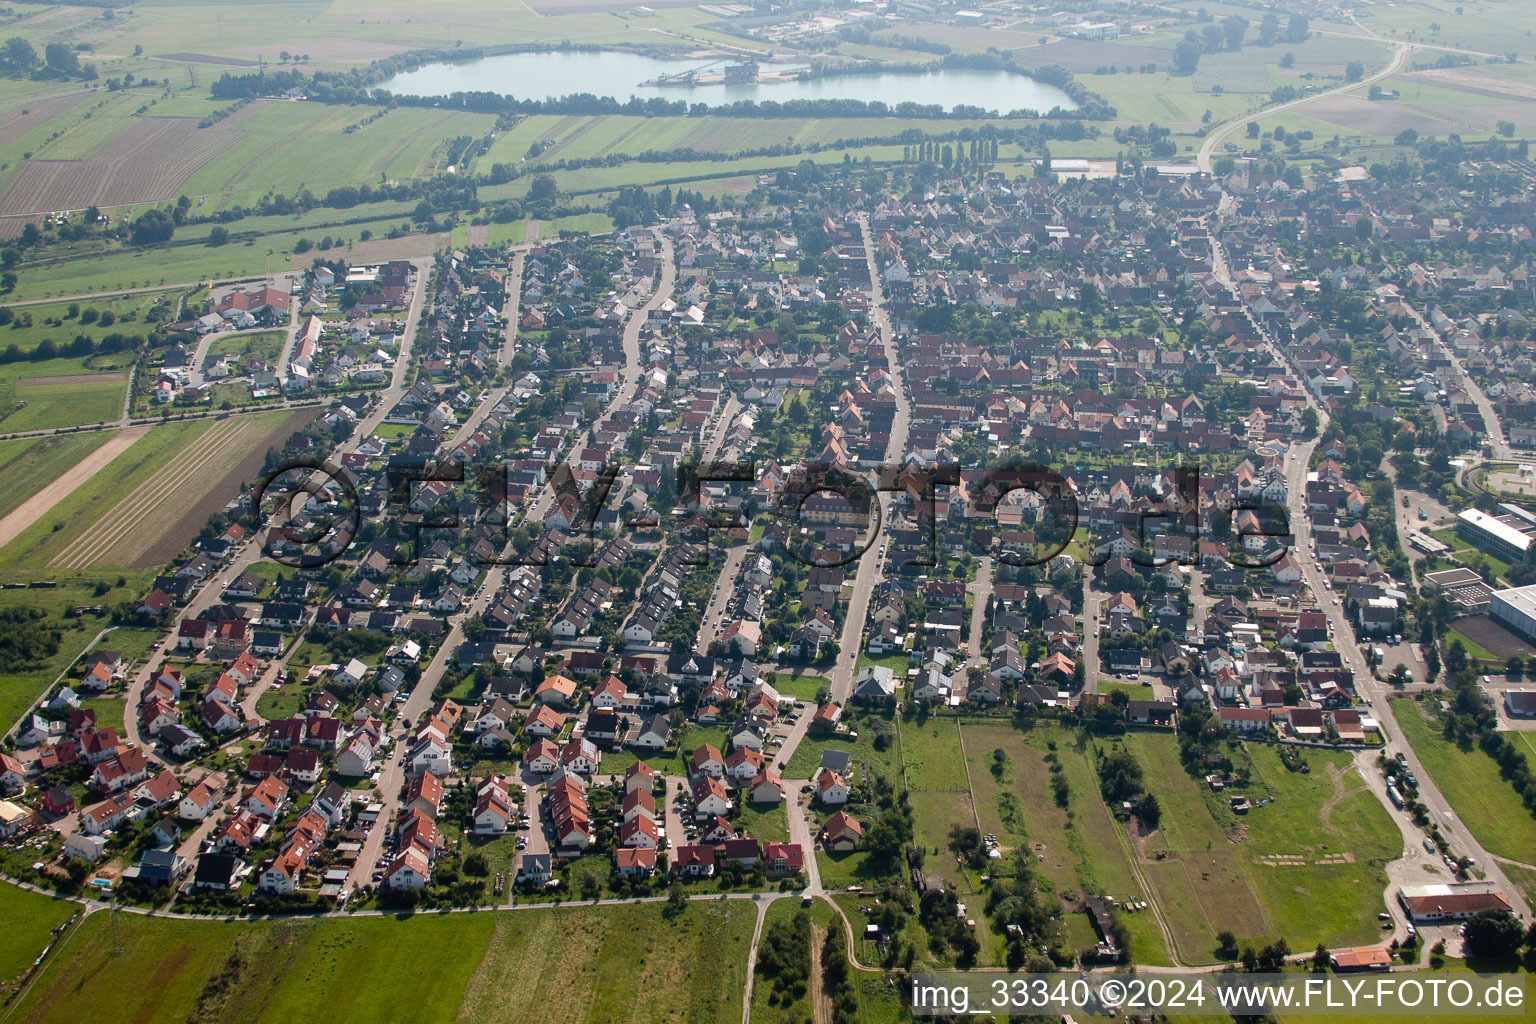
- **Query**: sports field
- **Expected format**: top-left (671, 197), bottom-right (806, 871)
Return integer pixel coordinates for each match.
top-left (10, 899), bottom-right (756, 1024)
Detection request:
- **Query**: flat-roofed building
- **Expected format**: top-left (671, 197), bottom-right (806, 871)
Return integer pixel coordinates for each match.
top-left (1490, 584), bottom-right (1536, 643)
top-left (1457, 508), bottom-right (1535, 565)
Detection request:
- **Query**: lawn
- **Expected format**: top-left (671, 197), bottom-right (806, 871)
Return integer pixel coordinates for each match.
top-left (11, 898), bottom-right (757, 1024)
top-left (735, 799), bottom-right (790, 844)
top-left (1099, 681), bottom-right (1156, 701)
top-left (0, 884), bottom-right (76, 987)
top-left (767, 671), bottom-right (828, 701)
top-left (206, 329), bottom-right (286, 367)
top-left (1393, 698), bottom-right (1536, 865)
top-left (782, 710), bottom-right (900, 784)
top-left (1121, 732), bottom-right (1399, 963)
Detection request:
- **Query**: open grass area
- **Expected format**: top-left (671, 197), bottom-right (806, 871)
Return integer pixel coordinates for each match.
top-left (735, 799), bottom-right (790, 844)
top-left (1121, 732), bottom-right (1399, 963)
top-left (960, 719), bottom-right (1170, 965)
top-left (1394, 698), bottom-right (1536, 865)
top-left (0, 574), bottom-right (154, 733)
top-left (767, 671), bottom-right (828, 701)
top-left (0, 354), bottom-right (133, 432)
top-left (11, 898), bottom-right (756, 1024)
top-left (782, 709), bottom-right (900, 785)
top-left (0, 885), bottom-right (76, 987)
top-left (206, 329), bottom-right (285, 367)
top-left (0, 432), bottom-right (115, 520)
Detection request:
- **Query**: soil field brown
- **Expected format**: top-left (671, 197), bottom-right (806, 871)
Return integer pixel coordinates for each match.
top-left (0, 117), bottom-right (249, 217)
top-left (47, 410), bottom-right (302, 570)
top-left (0, 93), bottom-right (88, 151)
top-left (156, 52), bottom-right (260, 67)
top-left (286, 232), bottom-right (446, 273)
top-left (1409, 67), bottom-right (1536, 101)
top-left (137, 405), bottom-right (319, 568)
top-left (18, 372), bottom-right (128, 386)
top-left (1303, 94), bottom-right (1463, 137)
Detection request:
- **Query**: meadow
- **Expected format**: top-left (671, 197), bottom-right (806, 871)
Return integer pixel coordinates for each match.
top-left (10, 899), bottom-right (757, 1024)
top-left (0, 573), bottom-right (156, 734)
top-left (960, 719), bottom-right (1171, 965)
top-left (0, 354), bottom-right (134, 431)
top-left (0, 431), bottom-right (115, 519)
top-left (0, 884), bottom-right (76, 988)
top-left (1392, 697), bottom-right (1536, 866)
top-left (1120, 732), bottom-right (1400, 963)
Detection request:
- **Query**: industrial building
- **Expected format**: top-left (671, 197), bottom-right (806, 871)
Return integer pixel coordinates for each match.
top-left (1490, 584), bottom-right (1536, 643)
top-left (1457, 506), bottom-right (1536, 565)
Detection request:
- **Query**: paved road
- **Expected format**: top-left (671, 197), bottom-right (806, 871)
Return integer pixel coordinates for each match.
top-left (498, 252), bottom-right (525, 369)
top-left (965, 555), bottom-right (991, 669)
top-left (1081, 575), bottom-right (1101, 694)
top-left (823, 215), bottom-right (912, 703)
top-left (1197, 44), bottom-right (1414, 172)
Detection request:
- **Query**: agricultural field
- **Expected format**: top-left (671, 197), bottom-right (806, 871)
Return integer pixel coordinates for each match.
top-left (0, 353), bottom-right (134, 432)
top-left (0, 884), bottom-right (76, 988)
top-left (11, 900), bottom-right (757, 1024)
top-left (0, 409), bottom-right (303, 571)
top-left (0, 431), bottom-right (116, 520)
top-left (1393, 698), bottom-right (1536, 866)
top-left (1120, 732), bottom-right (1399, 963)
top-left (959, 720), bottom-right (1170, 965)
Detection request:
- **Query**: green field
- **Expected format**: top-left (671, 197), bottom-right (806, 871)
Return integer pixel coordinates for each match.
top-left (0, 432), bottom-right (115, 519)
top-left (11, 898), bottom-right (757, 1024)
top-left (0, 354), bottom-right (133, 432)
top-left (782, 711), bottom-right (900, 784)
top-left (960, 720), bottom-right (1171, 965)
top-left (1394, 698), bottom-right (1536, 865)
top-left (0, 885), bottom-right (76, 987)
top-left (0, 575), bottom-right (154, 732)
top-left (0, 412), bottom-right (290, 570)
top-left (207, 328), bottom-right (286, 367)
top-left (1121, 732), bottom-right (1399, 963)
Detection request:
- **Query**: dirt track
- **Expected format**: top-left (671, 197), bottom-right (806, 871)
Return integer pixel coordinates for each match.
top-left (18, 371), bottom-right (128, 386)
top-left (0, 425), bottom-right (147, 551)
top-left (49, 417), bottom-right (268, 570)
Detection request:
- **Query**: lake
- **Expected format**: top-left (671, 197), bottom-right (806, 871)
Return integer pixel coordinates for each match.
top-left (378, 50), bottom-right (1077, 114)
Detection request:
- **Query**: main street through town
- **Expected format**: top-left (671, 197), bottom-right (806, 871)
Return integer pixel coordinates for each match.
top-left (1209, 225), bottom-right (1533, 924)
